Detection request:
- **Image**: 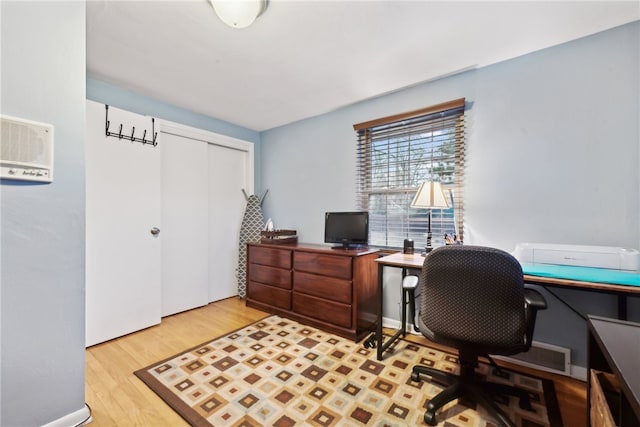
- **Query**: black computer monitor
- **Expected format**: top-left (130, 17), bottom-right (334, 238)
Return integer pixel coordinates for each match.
top-left (324, 211), bottom-right (369, 249)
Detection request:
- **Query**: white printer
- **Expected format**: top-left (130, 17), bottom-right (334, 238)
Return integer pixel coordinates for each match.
top-left (513, 243), bottom-right (640, 272)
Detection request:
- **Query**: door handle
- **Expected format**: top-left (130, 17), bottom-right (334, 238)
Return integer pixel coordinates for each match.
top-left (150, 227), bottom-right (160, 236)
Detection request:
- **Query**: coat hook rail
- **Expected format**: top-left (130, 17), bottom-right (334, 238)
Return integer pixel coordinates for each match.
top-left (105, 105), bottom-right (158, 146)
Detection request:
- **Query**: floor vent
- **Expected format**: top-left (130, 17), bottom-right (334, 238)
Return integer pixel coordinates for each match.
top-left (495, 341), bottom-right (571, 377)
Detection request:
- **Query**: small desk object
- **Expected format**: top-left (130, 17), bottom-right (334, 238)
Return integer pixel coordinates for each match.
top-left (587, 315), bottom-right (640, 426)
top-left (372, 252), bottom-right (425, 360)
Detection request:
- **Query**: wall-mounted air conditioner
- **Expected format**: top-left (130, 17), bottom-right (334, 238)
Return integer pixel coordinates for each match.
top-left (0, 114), bottom-right (54, 183)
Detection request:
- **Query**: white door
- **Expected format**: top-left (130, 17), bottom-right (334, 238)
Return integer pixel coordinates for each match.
top-left (160, 128), bottom-right (209, 316)
top-left (85, 100), bottom-right (161, 347)
top-left (208, 141), bottom-right (253, 302)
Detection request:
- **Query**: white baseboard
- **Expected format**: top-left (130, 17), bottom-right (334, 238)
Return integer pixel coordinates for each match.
top-left (570, 365), bottom-right (587, 382)
top-left (382, 315), bottom-right (417, 334)
top-left (41, 404), bottom-right (92, 427)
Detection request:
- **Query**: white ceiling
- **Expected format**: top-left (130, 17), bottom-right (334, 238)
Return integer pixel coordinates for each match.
top-left (87, 1), bottom-right (639, 132)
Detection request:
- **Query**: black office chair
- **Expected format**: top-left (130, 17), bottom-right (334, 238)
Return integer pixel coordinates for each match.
top-left (411, 245), bottom-right (547, 427)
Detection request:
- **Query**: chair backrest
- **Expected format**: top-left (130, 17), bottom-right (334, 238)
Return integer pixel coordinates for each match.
top-left (419, 245), bottom-right (528, 355)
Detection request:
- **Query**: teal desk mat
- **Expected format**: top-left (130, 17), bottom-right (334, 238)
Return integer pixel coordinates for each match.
top-left (521, 263), bottom-right (640, 287)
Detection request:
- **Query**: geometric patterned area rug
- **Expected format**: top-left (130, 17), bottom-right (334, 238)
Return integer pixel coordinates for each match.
top-left (134, 315), bottom-right (562, 427)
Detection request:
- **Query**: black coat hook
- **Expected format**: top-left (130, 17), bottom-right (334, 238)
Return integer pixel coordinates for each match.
top-left (103, 104), bottom-right (158, 147)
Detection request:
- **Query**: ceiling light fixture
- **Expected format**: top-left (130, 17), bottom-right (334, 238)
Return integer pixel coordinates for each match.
top-left (209, 0), bottom-right (268, 29)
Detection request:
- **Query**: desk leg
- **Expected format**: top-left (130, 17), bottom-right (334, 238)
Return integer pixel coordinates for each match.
top-left (400, 267), bottom-right (407, 337)
top-left (373, 263), bottom-right (406, 360)
top-left (376, 262), bottom-right (384, 360)
top-left (618, 295), bottom-right (627, 321)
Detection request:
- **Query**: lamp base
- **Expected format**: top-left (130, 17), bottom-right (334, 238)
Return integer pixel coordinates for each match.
top-left (420, 246), bottom-right (434, 257)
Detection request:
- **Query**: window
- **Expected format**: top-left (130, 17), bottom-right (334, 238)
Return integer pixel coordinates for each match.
top-left (353, 98), bottom-right (466, 249)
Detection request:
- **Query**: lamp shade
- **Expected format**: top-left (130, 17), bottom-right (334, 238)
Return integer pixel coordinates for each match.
top-left (210, 0), bottom-right (267, 29)
top-left (410, 181), bottom-right (450, 209)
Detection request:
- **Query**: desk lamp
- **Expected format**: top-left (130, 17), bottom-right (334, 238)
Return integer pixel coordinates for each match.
top-left (410, 181), bottom-right (449, 255)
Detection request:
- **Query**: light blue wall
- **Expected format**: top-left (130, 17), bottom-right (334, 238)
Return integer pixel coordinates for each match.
top-left (1, 2), bottom-right (87, 426)
top-left (260, 21), bottom-right (640, 369)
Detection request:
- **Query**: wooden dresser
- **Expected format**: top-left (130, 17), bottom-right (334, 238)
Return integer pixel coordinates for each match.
top-left (246, 242), bottom-right (379, 341)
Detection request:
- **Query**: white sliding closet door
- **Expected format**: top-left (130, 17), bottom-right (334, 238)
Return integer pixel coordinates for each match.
top-left (159, 122), bottom-right (253, 306)
top-left (85, 100), bottom-right (161, 347)
top-left (160, 128), bottom-right (209, 316)
top-left (208, 142), bottom-right (253, 302)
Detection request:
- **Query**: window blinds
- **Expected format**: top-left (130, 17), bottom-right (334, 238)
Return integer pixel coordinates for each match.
top-left (354, 98), bottom-right (466, 248)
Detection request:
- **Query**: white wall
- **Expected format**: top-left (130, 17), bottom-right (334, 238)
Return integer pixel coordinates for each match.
top-left (1, 2), bottom-right (88, 426)
top-left (259, 22), bottom-right (640, 368)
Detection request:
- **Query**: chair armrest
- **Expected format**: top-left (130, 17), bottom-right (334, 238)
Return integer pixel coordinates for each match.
top-left (523, 287), bottom-right (547, 346)
top-left (524, 287), bottom-right (547, 311)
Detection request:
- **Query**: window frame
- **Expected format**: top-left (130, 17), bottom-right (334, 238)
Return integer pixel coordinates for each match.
top-left (353, 98), bottom-right (466, 249)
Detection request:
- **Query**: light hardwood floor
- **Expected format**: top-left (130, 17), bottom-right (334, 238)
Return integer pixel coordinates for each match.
top-left (85, 297), bottom-right (587, 426)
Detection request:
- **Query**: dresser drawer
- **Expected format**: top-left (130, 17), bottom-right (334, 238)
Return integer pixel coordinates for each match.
top-left (293, 271), bottom-right (351, 304)
top-left (294, 252), bottom-right (352, 280)
top-left (249, 245), bottom-right (292, 269)
top-left (590, 370), bottom-right (619, 427)
top-left (248, 281), bottom-right (291, 310)
top-left (292, 292), bottom-right (351, 329)
top-left (250, 264), bottom-right (291, 289)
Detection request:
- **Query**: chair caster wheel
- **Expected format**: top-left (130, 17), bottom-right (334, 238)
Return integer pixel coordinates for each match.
top-left (411, 372), bottom-right (420, 382)
top-left (363, 333), bottom-right (376, 349)
top-left (424, 410), bottom-right (437, 426)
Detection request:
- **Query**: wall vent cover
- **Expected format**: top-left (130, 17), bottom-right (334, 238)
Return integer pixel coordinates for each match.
top-left (1, 115), bottom-right (54, 182)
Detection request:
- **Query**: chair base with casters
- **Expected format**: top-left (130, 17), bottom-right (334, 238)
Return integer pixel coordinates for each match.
top-left (411, 352), bottom-right (532, 427)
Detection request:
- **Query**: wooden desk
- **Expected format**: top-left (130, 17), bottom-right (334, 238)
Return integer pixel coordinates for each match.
top-left (523, 274), bottom-right (640, 320)
top-left (373, 252), bottom-right (425, 360)
top-left (587, 316), bottom-right (640, 426)
top-left (376, 252), bottom-right (425, 270)
top-left (372, 252), bottom-right (640, 360)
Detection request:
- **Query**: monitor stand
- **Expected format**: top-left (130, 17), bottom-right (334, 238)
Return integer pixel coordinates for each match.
top-left (331, 243), bottom-right (368, 250)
